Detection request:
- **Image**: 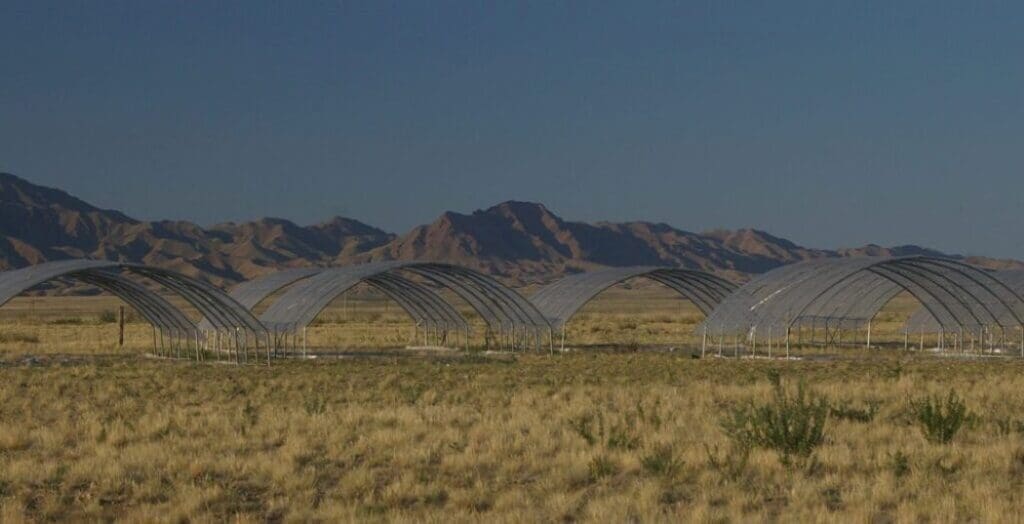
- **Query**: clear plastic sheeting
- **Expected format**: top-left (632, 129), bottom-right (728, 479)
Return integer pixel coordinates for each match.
top-left (699, 257), bottom-right (1024, 340)
top-left (905, 270), bottom-right (1024, 333)
top-left (0, 259), bottom-right (270, 361)
top-left (252, 262), bottom-right (551, 351)
top-left (529, 266), bottom-right (737, 328)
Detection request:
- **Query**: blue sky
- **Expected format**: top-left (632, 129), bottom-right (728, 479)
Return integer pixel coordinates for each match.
top-left (2, 2), bottom-right (1023, 257)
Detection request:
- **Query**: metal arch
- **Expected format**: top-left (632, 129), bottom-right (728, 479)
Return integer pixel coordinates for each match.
top-left (906, 270), bottom-right (1024, 332)
top-left (400, 263), bottom-right (550, 330)
top-left (363, 274), bottom-right (434, 327)
top-left (214, 264), bottom-right (471, 332)
top-left (75, 271), bottom-right (196, 333)
top-left (700, 256), bottom-right (1024, 337)
top-left (701, 258), bottom-right (842, 335)
top-left (826, 276), bottom-right (903, 327)
top-left (893, 260), bottom-right (999, 327)
top-left (799, 270), bottom-right (902, 329)
top-left (529, 266), bottom-right (737, 328)
top-left (256, 261), bottom-right (548, 333)
top-left (399, 266), bottom-right (508, 329)
top-left (228, 267), bottom-right (324, 310)
top-left (199, 267), bottom-right (324, 330)
top-left (869, 265), bottom-right (967, 331)
top-left (0, 259), bottom-right (115, 306)
top-left (645, 270), bottom-right (735, 314)
top-left (870, 263), bottom-right (984, 329)
top-left (124, 265), bottom-right (265, 333)
top-left (919, 259), bottom-right (1024, 327)
top-left (783, 257), bottom-right (993, 333)
top-left (889, 257), bottom-right (1024, 329)
top-left (365, 272), bottom-right (468, 330)
top-left (258, 262), bottom-right (406, 331)
top-left (0, 259), bottom-right (264, 336)
top-left (732, 258), bottom-right (883, 335)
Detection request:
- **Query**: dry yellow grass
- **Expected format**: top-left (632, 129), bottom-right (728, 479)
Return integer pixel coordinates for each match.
top-left (1, 287), bottom-right (1022, 521)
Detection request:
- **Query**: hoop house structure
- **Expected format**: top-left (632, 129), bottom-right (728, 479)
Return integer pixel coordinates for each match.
top-left (0, 259), bottom-right (267, 360)
top-left (230, 261), bottom-right (550, 352)
top-left (699, 256), bottom-right (1024, 355)
top-left (529, 266), bottom-right (736, 349)
top-left (903, 270), bottom-right (1024, 351)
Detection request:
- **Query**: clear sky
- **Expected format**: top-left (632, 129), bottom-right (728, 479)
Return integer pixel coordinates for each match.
top-left (2, 2), bottom-right (1023, 257)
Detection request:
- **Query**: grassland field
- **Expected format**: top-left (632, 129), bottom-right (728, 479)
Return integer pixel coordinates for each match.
top-left (1, 282), bottom-right (1022, 521)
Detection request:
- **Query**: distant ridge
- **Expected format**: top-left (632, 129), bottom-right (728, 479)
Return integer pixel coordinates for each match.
top-left (1, 172), bottom-right (1020, 286)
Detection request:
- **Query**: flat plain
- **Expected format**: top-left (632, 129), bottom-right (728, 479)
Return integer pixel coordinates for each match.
top-left (1, 285), bottom-right (1022, 521)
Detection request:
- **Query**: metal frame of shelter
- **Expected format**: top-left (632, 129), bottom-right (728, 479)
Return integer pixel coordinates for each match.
top-left (231, 261), bottom-right (552, 355)
top-left (699, 256), bottom-right (1024, 358)
top-left (903, 270), bottom-right (1024, 354)
top-left (0, 259), bottom-right (269, 362)
top-left (529, 266), bottom-right (737, 350)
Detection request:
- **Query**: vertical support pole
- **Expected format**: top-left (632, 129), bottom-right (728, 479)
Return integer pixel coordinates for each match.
top-left (904, 331), bottom-right (908, 351)
top-left (866, 321), bottom-right (871, 349)
top-left (701, 326), bottom-right (707, 358)
top-left (118, 306), bottom-right (125, 348)
top-left (785, 326), bottom-right (791, 359)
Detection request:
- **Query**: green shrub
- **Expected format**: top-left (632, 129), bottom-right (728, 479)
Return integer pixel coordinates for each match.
top-left (303, 395), bottom-right (328, 416)
top-left (830, 400), bottom-right (881, 423)
top-left (887, 451), bottom-right (910, 478)
top-left (721, 379), bottom-right (829, 465)
top-left (910, 389), bottom-right (970, 444)
top-left (47, 317), bottom-right (85, 325)
top-left (98, 310), bottom-right (118, 323)
top-left (588, 454), bottom-right (618, 481)
top-left (567, 405), bottom-right (654, 450)
top-left (704, 443), bottom-right (750, 481)
top-left (641, 444), bottom-right (683, 477)
top-left (0, 332), bottom-right (40, 344)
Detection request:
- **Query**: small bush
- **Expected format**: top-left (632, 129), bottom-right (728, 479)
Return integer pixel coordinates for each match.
top-left (830, 400), bottom-right (881, 423)
top-left (588, 455), bottom-right (618, 481)
top-left (641, 444), bottom-right (683, 477)
top-left (910, 389), bottom-right (970, 444)
top-left (721, 379), bottom-right (829, 465)
top-left (568, 413), bottom-right (599, 446)
top-left (887, 451), bottom-right (911, 478)
top-left (992, 417), bottom-right (1024, 437)
top-left (567, 407), bottom-right (646, 450)
top-left (704, 443), bottom-right (750, 481)
top-left (0, 332), bottom-right (40, 344)
top-left (47, 317), bottom-right (85, 325)
top-left (303, 395), bottom-right (328, 416)
top-left (98, 310), bottom-right (118, 324)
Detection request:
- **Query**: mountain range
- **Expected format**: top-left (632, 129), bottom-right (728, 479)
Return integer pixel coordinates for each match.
top-left (1, 172), bottom-right (1020, 287)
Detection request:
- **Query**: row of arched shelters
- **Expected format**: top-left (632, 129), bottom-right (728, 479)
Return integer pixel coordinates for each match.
top-left (2, 255), bottom-right (1024, 361)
